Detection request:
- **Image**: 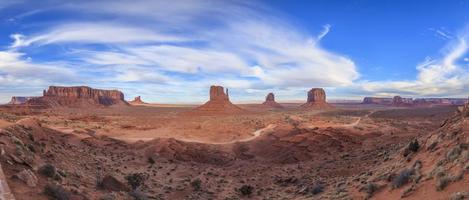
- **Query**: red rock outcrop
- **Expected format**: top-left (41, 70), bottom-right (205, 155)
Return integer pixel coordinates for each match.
top-left (300, 88), bottom-right (333, 109)
top-left (25, 86), bottom-right (128, 108)
top-left (391, 95), bottom-right (413, 106)
top-left (128, 96), bottom-right (147, 105)
top-left (262, 93), bottom-right (283, 108)
top-left (189, 85), bottom-right (246, 115)
top-left (7, 97), bottom-right (38, 105)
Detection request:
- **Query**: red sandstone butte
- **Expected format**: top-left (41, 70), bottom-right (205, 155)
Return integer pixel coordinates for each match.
top-left (129, 96), bottom-right (147, 105)
top-left (26, 86), bottom-right (128, 108)
top-left (300, 88), bottom-right (333, 109)
top-left (190, 85), bottom-right (246, 115)
top-left (262, 93), bottom-right (283, 108)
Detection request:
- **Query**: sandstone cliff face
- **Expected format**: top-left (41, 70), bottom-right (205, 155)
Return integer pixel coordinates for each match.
top-left (45, 86), bottom-right (124, 101)
top-left (300, 88), bottom-right (333, 109)
top-left (262, 93), bottom-right (283, 108)
top-left (7, 97), bottom-right (37, 105)
top-left (190, 85), bottom-right (246, 115)
top-left (209, 86), bottom-right (229, 101)
top-left (27, 86), bottom-right (127, 107)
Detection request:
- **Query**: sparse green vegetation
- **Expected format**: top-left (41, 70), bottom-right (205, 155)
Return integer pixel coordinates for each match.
top-left (392, 169), bottom-right (414, 188)
top-left (39, 164), bottom-right (57, 178)
top-left (43, 184), bottom-right (70, 200)
top-left (311, 183), bottom-right (324, 195)
top-left (191, 178), bottom-right (202, 191)
top-left (436, 176), bottom-right (452, 191)
top-left (125, 173), bottom-right (147, 190)
top-left (238, 185), bottom-right (254, 196)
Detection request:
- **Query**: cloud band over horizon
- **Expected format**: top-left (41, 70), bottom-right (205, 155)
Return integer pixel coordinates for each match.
top-left (0, 0), bottom-right (468, 103)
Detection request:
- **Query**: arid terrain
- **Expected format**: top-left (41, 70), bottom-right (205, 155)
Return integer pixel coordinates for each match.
top-left (1, 89), bottom-right (467, 200)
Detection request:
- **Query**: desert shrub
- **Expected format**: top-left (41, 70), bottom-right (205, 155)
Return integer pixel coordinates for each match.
top-left (408, 139), bottom-right (420, 152)
top-left (392, 169), bottom-right (414, 188)
top-left (238, 185), bottom-right (253, 196)
top-left (147, 157), bottom-right (155, 165)
top-left (191, 178), bottom-right (202, 191)
top-left (362, 182), bottom-right (379, 197)
top-left (311, 183), bottom-right (324, 195)
top-left (129, 189), bottom-right (149, 200)
top-left (39, 164), bottom-right (57, 178)
top-left (436, 176), bottom-right (452, 191)
top-left (450, 192), bottom-right (469, 200)
top-left (447, 146), bottom-right (462, 162)
top-left (125, 173), bottom-right (146, 190)
top-left (43, 184), bottom-right (70, 200)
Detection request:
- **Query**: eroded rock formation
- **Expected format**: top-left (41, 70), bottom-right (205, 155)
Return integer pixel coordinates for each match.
top-left (190, 85), bottom-right (246, 115)
top-left (26, 86), bottom-right (128, 108)
top-left (391, 96), bottom-right (413, 106)
top-left (128, 96), bottom-right (147, 105)
top-left (7, 97), bottom-right (38, 105)
top-left (300, 88), bottom-right (333, 109)
top-left (262, 93), bottom-right (283, 108)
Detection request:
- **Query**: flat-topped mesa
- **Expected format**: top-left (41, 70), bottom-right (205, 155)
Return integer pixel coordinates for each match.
top-left (190, 85), bottom-right (246, 115)
top-left (300, 88), bottom-right (333, 109)
top-left (44, 86), bottom-right (124, 100)
top-left (262, 92), bottom-right (283, 108)
top-left (7, 97), bottom-right (38, 105)
top-left (26, 86), bottom-right (128, 107)
top-left (129, 96), bottom-right (147, 105)
top-left (362, 97), bottom-right (393, 104)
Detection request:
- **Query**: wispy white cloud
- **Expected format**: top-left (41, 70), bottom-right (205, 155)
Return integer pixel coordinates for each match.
top-left (0, 50), bottom-right (80, 102)
top-left (356, 30), bottom-right (469, 97)
top-left (316, 24), bottom-right (331, 42)
top-left (10, 23), bottom-right (187, 48)
top-left (2, 0), bottom-right (358, 103)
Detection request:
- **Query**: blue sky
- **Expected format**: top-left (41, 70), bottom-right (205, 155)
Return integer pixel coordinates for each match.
top-left (0, 0), bottom-right (468, 103)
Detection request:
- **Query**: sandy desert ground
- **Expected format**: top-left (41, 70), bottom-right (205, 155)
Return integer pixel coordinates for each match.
top-left (1, 101), bottom-right (467, 200)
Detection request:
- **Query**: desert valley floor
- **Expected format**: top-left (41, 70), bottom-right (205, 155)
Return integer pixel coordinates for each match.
top-left (1, 101), bottom-right (468, 200)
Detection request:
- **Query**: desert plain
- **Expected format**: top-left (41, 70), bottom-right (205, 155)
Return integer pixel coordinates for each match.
top-left (0, 85), bottom-right (468, 200)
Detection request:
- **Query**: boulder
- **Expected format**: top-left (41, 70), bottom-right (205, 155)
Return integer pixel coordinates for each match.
top-left (262, 93), bottom-right (283, 108)
top-left (13, 169), bottom-right (38, 187)
top-left (99, 175), bottom-right (129, 192)
top-left (300, 88), bottom-right (333, 109)
top-left (189, 85), bottom-right (246, 115)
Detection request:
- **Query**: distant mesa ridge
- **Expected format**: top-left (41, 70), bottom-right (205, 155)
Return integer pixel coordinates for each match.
top-left (362, 96), bottom-right (468, 106)
top-left (26, 86), bottom-right (128, 108)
